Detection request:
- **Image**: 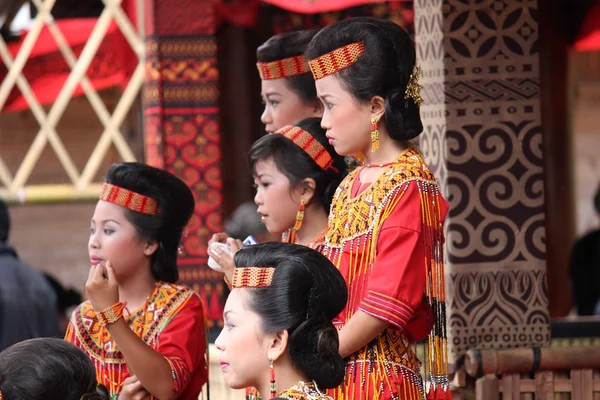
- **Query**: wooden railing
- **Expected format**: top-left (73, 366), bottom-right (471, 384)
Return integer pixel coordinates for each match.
top-left (462, 347), bottom-right (600, 399)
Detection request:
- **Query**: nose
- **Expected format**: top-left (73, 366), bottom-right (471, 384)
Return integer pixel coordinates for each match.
top-left (89, 230), bottom-right (100, 250)
top-left (320, 112), bottom-right (331, 130)
top-left (260, 105), bottom-right (272, 126)
top-left (215, 329), bottom-right (225, 351)
top-left (254, 189), bottom-right (263, 206)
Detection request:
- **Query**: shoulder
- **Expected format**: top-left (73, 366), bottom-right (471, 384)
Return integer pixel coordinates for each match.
top-left (153, 282), bottom-right (204, 318)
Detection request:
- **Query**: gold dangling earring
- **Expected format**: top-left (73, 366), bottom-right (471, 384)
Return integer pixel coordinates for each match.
top-left (370, 117), bottom-right (380, 152)
top-left (269, 359), bottom-right (277, 398)
top-left (288, 198), bottom-right (306, 244)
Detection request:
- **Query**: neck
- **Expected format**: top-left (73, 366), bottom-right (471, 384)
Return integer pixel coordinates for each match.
top-left (295, 204), bottom-right (328, 247)
top-left (256, 359), bottom-right (308, 399)
top-left (117, 264), bottom-right (156, 311)
top-left (362, 127), bottom-right (409, 165)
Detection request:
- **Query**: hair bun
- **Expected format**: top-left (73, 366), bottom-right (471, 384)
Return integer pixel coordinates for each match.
top-left (288, 315), bottom-right (345, 389)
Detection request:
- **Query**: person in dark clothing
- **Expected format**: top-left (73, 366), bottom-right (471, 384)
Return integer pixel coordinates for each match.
top-left (43, 273), bottom-right (82, 335)
top-left (570, 185), bottom-right (600, 315)
top-left (0, 199), bottom-right (60, 350)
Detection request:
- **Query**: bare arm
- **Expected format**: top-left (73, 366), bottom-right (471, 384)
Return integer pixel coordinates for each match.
top-left (107, 319), bottom-right (176, 399)
top-left (86, 263), bottom-right (177, 400)
top-left (337, 310), bottom-right (389, 358)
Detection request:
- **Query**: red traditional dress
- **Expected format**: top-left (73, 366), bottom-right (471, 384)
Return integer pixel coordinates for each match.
top-left (65, 282), bottom-right (208, 400)
top-left (325, 148), bottom-right (450, 400)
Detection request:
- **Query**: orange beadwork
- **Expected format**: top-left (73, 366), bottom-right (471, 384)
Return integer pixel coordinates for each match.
top-left (231, 267), bottom-right (275, 288)
top-left (325, 147), bottom-right (450, 399)
top-left (95, 301), bottom-right (126, 327)
top-left (100, 183), bottom-right (159, 216)
top-left (308, 41), bottom-right (364, 80)
top-left (275, 125), bottom-right (339, 172)
top-left (257, 55), bottom-right (310, 80)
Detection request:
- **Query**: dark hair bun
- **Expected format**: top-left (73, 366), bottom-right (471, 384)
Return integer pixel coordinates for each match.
top-left (235, 243), bottom-right (348, 389)
top-left (288, 315), bottom-right (345, 389)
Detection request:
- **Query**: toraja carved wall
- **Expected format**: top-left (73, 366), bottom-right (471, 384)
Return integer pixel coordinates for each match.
top-left (415, 0), bottom-right (550, 363)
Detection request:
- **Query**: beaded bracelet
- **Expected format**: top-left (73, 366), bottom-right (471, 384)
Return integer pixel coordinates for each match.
top-left (96, 302), bottom-right (126, 327)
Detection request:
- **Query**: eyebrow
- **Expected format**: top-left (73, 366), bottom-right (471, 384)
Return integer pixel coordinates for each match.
top-left (255, 174), bottom-right (272, 180)
top-left (91, 219), bottom-right (121, 225)
top-left (223, 310), bottom-right (237, 319)
top-left (319, 94), bottom-right (336, 100)
top-left (264, 91), bottom-right (282, 98)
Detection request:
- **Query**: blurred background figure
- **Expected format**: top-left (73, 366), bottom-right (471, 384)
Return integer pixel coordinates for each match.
top-left (224, 201), bottom-right (279, 243)
top-left (0, 199), bottom-right (60, 351)
top-left (570, 185), bottom-right (600, 316)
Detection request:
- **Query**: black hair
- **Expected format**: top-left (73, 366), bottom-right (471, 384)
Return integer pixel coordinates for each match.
top-left (234, 242), bottom-right (347, 389)
top-left (305, 17), bottom-right (423, 141)
top-left (257, 29), bottom-right (320, 104)
top-left (0, 338), bottom-right (109, 400)
top-left (0, 198), bottom-right (9, 243)
top-left (248, 117), bottom-right (347, 212)
top-left (104, 162), bottom-right (195, 283)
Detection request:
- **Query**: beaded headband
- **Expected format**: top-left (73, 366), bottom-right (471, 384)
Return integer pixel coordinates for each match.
top-left (275, 125), bottom-right (340, 173)
top-left (100, 183), bottom-right (159, 216)
top-left (231, 267), bottom-right (275, 288)
top-left (257, 55), bottom-right (310, 80)
top-left (308, 41), bottom-right (364, 80)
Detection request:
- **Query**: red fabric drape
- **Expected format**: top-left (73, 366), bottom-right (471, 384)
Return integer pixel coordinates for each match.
top-left (143, 0), bottom-right (224, 337)
top-left (262, 0), bottom-right (407, 14)
top-left (575, 1), bottom-right (600, 51)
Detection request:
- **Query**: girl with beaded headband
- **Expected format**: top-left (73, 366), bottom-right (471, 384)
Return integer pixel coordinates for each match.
top-left (0, 338), bottom-right (110, 400)
top-left (257, 29), bottom-right (323, 133)
top-left (306, 17), bottom-right (451, 400)
top-left (64, 162), bottom-right (208, 400)
top-left (209, 117), bottom-right (347, 271)
top-left (216, 242), bottom-right (348, 400)
top-left (209, 118), bottom-right (347, 400)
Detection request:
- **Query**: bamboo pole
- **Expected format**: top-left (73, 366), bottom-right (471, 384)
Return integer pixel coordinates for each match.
top-left (465, 347), bottom-right (600, 378)
top-left (0, 184), bottom-right (103, 204)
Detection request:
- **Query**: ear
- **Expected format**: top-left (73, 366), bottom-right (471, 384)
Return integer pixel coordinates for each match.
top-left (144, 240), bottom-right (159, 257)
top-left (267, 330), bottom-right (289, 362)
top-left (369, 95), bottom-right (385, 121)
top-left (300, 178), bottom-right (316, 204)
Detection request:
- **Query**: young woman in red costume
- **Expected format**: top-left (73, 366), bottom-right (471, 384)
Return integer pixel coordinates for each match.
top-left (257, 30), bottom-right (322, 133)
top-left (305, 17), bottom-right (452, 400)
top-left (65, 162), bottom-right (208, 400)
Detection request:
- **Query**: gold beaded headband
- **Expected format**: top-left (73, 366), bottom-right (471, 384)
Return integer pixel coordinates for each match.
top-left (308, 41), bottom-right (423, 106)
top-left (308, 41), bottom-right (364, 80)
top-left (257, 55), bottom-right (310, 80)
top-left (232, 267), bottom-right (275, 288)
top-left (275, 125), bottom-right (340, 173)
top-left (100, 183), bottom-right (160, 216)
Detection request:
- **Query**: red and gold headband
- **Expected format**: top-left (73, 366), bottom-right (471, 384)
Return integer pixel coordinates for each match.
top-left (275, 125), bottom-right (339, 173)
top-left (308, 41), bottom-right (364, 80)
top-left (257, 55), bottom-right (310, 80)
top-left (100, 183), bottom-right (159, 216)
top-left (232, 267), bottom-right (275, 288)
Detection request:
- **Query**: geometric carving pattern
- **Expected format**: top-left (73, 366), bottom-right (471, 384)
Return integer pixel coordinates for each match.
top-left (415, 0), bottom-right (550, 364)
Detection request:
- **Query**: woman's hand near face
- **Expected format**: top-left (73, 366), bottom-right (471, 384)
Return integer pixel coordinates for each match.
top-left (86, 261), bottom-right (120, 311)
top-left (208, 233), bottom-right (244, 282)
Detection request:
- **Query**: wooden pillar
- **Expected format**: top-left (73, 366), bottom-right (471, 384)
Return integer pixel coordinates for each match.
top-left (538, 0), bottom-right (574, 317)
top-left (414, 0), bottom-right (551, 364)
